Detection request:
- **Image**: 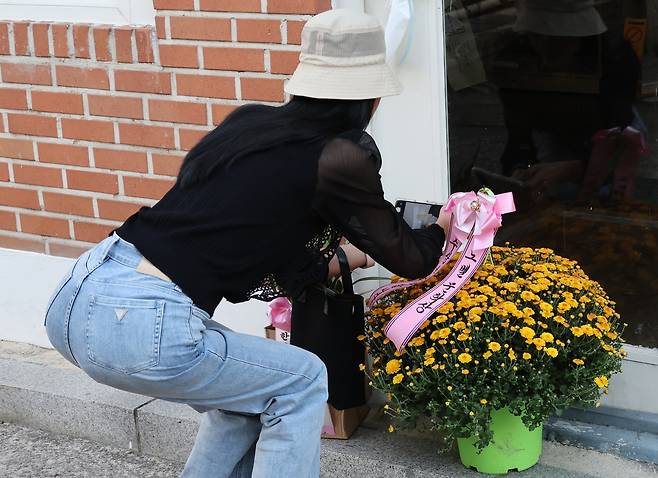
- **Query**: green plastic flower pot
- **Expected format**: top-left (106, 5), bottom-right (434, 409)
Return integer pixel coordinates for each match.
top-left (457, 407), bottom-right (542, 474)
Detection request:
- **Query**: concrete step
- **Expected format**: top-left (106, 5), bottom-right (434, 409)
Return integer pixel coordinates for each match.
top-left (1, 340), bottom-right (657, 478)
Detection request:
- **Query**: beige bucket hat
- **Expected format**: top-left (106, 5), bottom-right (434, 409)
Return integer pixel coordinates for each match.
top-left (514, 0), bottom-right (607, 37)
top-left (284, 9), bottom-right (402, 100)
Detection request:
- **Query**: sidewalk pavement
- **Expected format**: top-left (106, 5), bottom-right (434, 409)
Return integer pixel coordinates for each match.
top-left (1, 340), bottom-right (657, 478)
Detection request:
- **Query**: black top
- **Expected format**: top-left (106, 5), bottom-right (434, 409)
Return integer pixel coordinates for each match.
top-left (116, 130), bottom-right (445, 314)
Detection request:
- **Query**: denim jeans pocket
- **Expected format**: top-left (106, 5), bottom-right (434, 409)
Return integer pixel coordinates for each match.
top-left (86, 294), bottom-right (165, 374)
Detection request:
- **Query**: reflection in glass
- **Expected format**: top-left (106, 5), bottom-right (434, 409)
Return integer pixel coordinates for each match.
top-left (445, 0), bottom-right (657, 347)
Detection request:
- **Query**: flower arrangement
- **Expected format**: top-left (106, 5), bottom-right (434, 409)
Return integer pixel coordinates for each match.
top-left (361, 245), bottom-right (627, 451)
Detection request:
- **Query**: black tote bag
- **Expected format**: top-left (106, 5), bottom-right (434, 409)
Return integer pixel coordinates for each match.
top-left (290, 247), bottom-right (367, 410)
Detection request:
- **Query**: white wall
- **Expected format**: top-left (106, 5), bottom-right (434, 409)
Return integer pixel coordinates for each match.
top-left (0, 248), bottom-right (267, 349)
top-left (0, 0), bottom-right (156, 26)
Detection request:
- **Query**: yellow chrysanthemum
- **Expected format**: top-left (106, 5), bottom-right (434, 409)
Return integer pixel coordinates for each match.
top-left (480, 399), bottom-right (488, 405)
top-left (572, 358), bottom-right (585, 366)
top-left (385, 359), bottom-right (401, 375)
top-left (483, 351), bottom-right (492, 359)
top-left (392, 373), bottom-right (404, 384)
top-left (358, 363), bottom-right (366, 371)
top-left (522, 352), bottom-right (531, 360)
top-left (520, 327), bottom-right (535, 340)
top-left (508, 349), bottom-right (516, 360)
top-left (424, 356), bottom-right (436, 366)
top-left (540, 332), bottom-right (554, 343)
top-left (462, 369), bottom-right (469, 375)
top-left (488, 342), bottom-right (501, 352)
top-left (545, 347), bottom-right (558, 358)
top-left (594, 375), bottom-right (609, 388)
top-left (571, 327), bottom-right (584, 337)
top-left (458, 353), bottom-right (472, 364)
top-left (409, 336), bottom-right (425, 347)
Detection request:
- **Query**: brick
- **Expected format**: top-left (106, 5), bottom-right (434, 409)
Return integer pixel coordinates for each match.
top-left (0, 162), bottom-right (8, 181)
top-left (56, 65), bottom-right (110, 90)
top-left (73, 24), bottom-right (90, 58)
top-left (97, 199), bottom-right (144, 221)
top-left (237, 19), bottom-right (282, 43)
top-left (123, 176), bottom-right (174, 200)
top-left (8, 113), bottom-right (57, 137)
top-left (199, 0), bottom-right (260, 12)
top-left (176, 73), bottom-right (235, 99)
top-left (0, 210), bottom-right (16, 231)
top-left (135, 27), bottom-right (154, 63)
top-left (153, 0), bottom-right (194, 9)
top-left (94, 147), bottom-right (148, 173)
top-left (114, 27), bottom-right (133, 63)
top-left (52, 24), bottom-right (70, 58)
top-left (287, 21), bottom-right (305, 45)
top-left (270, 50), bottom-right (299, 74)
top-left (13, 164), bottom-right (62, 187)
top-left (0, 88), bottom-right (28, 110)
top-left (13, 22), bottom-right (29, 55)
top-left (268, 0), bottom-right (331, 14)
top-left (115, 70), bottom-right (171, 95)
top-left (67, 169), bottom-right (118, 194)
top-left (152, 153), bottom-right (184, 176)
top-left (93, 26), bottom-right (112, 61)
top-left (211, 104), bottom-right (237, 124)
top-left (62, 118), bottom-right (115, 143)
top-left (0, 23), bottom-right (9, 55)
top-left (0, 137), bottom-right (33, 160)
top-left (21, 214), bottom-right (70, 239)
top-left (204, 47), bottom-right (264, 71)
top-left (88, 95), bottom-right (143, 119)
top-left (74, 221), bottom-right (115, 242)
top-left (179, 128), bottom-right (209, 150)
top-left (155, 16), bottom-right (166, 40)
top-left (159, 44), bottom-right (199, 68)
top-left (119, 123), bottom-right (175, 149)
top-left (240, 77), bottom-right (284, 102)
top-left (0, 185), bottom-right (40, 209)
top-left (37, 143), bottom-right (88, 167)
top-left (0, 233), bottom-right (45, 253)
top-left (149, 99), bottom-right (207, 125)
top-left (43, 191), bottom-right (94, 217)
top-left (1, 62), bottom-right (51, 85)
top-left (170, 17), bottom-right (231, 41)
top-left (49, 241), bottom-right (90, 258)
top-left (32, 23), bottom-right (50, 57)
top-left (31, 91), bottom-right (84, 114)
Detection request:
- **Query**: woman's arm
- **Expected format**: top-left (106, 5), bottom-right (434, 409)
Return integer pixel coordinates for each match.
top-left (313, 137), bottom-right (447, 279)
top-left (326, 243), bottom-right (375, 278)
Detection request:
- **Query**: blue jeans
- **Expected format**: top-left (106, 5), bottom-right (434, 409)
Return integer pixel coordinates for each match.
top-left (44, 234), bottom-right (328, 477)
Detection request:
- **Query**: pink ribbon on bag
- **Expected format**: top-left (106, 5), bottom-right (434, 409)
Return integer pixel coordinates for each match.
top-left (369, 190), bottom-right (515, 351)
top-left (267, 297), bottom-right (292, 332)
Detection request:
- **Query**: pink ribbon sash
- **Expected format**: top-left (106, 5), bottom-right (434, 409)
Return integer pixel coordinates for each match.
top-left (369, 191), bottom-right (515, 351)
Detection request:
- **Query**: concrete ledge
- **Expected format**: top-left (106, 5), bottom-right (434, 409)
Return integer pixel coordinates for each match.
top-left (2, 341), bottom-right (657, 478)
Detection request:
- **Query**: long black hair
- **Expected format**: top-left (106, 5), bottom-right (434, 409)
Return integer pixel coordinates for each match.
top-left (177, 96), bottom-right (375, 188)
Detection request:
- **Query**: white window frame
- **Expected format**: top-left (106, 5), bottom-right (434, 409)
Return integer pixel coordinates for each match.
top-left (0, 0), bottom-right (156, 26)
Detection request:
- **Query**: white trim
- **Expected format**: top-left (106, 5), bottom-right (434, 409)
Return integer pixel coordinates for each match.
top-left (0, 1), bottom-right (156, 26)
top-left (624, 345), bottom-right (658, 367)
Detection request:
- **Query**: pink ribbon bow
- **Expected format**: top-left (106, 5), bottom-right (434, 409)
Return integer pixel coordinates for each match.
top-left (370, 190), bottom-right (515, 351)
top-left (267, 297), bottom-right (292, 332)
top-left (444, 191), bottom-right (515, 252)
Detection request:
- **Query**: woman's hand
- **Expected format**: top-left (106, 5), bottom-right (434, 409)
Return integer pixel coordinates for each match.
top-left (327, 243), bottom-right (374, 278)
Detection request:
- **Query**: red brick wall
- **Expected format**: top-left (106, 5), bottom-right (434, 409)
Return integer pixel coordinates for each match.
top-left (0, 0), bottom-right (330, 257)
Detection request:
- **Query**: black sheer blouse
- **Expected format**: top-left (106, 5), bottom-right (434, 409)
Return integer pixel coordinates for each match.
top-left (116, 130), bottom-right (445, 314)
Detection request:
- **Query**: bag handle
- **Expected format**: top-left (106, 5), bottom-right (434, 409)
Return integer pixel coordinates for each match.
top-left (335, 247), bottom-right (354, 296)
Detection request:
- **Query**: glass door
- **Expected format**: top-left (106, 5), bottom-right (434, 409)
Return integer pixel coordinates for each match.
top-left (441, 0), bottom-right (658, 411)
